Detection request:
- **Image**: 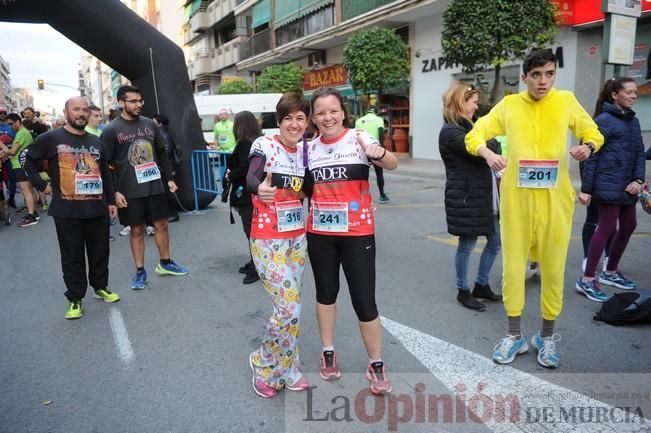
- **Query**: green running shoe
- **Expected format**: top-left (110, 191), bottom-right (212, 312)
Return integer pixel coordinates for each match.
top-left (155, 260), bottom-right (189, 276)
top-left (94, 288), bottom-right (120, 303)
top-left (65, 301), bottom-right (83, 320)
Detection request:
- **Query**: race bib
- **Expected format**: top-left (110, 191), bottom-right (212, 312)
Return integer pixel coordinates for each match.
top-left (75, 174), bottom-right (103, 195)
top-left (312, 202), bottom-right (348, 232)
top-left (276, 200), bottom-right (304, 232)
top-left (218, 134), bottom-right (228, 144)
top-left (518, 160), bottom-right (559, 189)
top-left (135, 162), bottom-right (161, 184)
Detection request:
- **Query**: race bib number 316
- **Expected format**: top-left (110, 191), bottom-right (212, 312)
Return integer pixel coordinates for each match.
top-left (518, 159), bottom-right (559, 189)
top-left (276, 200), bottom-right (304, 232)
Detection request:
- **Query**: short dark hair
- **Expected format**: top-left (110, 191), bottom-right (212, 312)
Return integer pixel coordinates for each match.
top-left (233, 110), bottom-right (262, 143)
top-left (6, 113), bottom-right (21, 123)
top-left (22, 119), bottom-right (34, 130)
top-left (117, 85), bottom-right (141, 101)
top-left (310, 87), bottom-right (350, 127)
top-left (89, 105), bottom-right (101, 113)
top-left (153, 113), bottom-right (169, 126)
top-left (276, 92), bottom-right (309, 124)
top-left (522, 49), bottom-right (557, 75)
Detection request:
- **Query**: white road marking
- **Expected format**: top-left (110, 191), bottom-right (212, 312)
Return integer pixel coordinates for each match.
top-left (381, 316), bottom-right (649, 432)
top-left (108, 307), bottom-right (135, 367)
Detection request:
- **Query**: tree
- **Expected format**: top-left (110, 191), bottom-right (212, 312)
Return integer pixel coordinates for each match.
top-left (343, 27), bottom-right (409, 99)
top-left (256, 63), bottom-right (304, 94)
top-left (441, 0), bottom-right (557, 104)
top-left (218, 79), bottom-right (253, 94)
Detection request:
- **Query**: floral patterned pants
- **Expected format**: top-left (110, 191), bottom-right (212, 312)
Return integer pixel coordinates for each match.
top-left (249, 233), bottom-right (306, 389)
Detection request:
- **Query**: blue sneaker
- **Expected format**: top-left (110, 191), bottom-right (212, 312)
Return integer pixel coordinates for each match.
top-left (131, 269), bottom-right (147, 290)
top-left (531, 332), bottom-right (561, 368)
top-left (155, 260), bottom-right (189, 276)
top-left (492, 334), bottom-right (528, 365)
top-left (575, 278), bottom-right (608, 302)
top-left (598, 271), bottom-right (635, 290)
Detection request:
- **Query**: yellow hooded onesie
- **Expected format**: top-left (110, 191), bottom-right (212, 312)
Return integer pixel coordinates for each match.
top-left (465, 88), bottom-right (603, 319)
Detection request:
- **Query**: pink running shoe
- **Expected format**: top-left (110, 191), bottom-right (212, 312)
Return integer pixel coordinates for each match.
top-left (319, 350), bottom-right (342, 381)
top-left (365, 361), bottom-right (392, 395)
top-left (286, 376), bottom-right (310, 391)
top-left (249, 352), bottom-right (277, 398)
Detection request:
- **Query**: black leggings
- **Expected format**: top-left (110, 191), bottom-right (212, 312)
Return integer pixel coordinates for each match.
top-left (307, 233), bottom-right (378, 322)
top-left (582, 200), bottom-right (611, 257)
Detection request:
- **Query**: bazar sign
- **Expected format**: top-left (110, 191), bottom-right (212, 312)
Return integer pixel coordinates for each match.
top-left (304, 65), bottom-right (348, 91)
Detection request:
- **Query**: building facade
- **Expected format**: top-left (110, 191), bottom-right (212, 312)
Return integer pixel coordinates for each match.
top-left (0, 55), bottom-right (15, 111)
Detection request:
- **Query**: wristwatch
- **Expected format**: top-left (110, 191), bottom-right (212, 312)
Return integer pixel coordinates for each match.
top-left (584, 142), bottom-right (595, 153)
top-left (634, 178), bottom-right (644, 185)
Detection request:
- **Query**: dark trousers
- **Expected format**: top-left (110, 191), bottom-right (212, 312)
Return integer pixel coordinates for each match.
top-left (54, 216), bottom-right (110, 301)
top-left (236, 203), bottom-right (253, 261)
top-left (373, 164), bottom-right (385, 195)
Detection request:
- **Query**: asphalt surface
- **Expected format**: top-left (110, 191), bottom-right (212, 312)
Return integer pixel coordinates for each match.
top-left (1, 159), bottom-right (650, 433)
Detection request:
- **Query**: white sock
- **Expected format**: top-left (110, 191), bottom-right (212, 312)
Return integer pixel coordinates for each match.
top-left (322, 346), bottom-right (334, 352)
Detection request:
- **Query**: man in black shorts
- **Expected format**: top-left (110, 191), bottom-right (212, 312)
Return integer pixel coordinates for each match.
top-left (102, 85), bottom-right (188, 290)
top-left (24, 96), bottom-right (120, 319)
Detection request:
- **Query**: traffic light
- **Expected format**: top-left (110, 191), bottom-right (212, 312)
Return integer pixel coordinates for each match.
top-left (37, 79), bottom-right (44, 90)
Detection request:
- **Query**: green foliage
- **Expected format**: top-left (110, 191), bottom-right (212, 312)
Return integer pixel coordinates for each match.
top-left (256, 63), bottom-right (304, 94)
top-left (218, 79), bottom-right (253, 94)
top-left (441, 0), bottom-right (557, 102)
top-left (343, 27), bottom-right (409, 94)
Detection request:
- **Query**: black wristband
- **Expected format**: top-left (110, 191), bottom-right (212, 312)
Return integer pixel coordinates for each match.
top-left (371, 148), bottom-right (387, 161)
top-left (635, 178), bottom-right (644, 185)
top-left (584, 142), bottom-right (595, 153)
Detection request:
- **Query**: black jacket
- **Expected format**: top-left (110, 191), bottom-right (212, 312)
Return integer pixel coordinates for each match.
top-left (439, 119), bottom-right (501, 237)
top-left (228, 138), bottom-right (253, 206)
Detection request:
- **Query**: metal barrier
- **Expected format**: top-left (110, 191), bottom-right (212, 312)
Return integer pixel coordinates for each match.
top-left (190, 149), bottom-right (231, 211)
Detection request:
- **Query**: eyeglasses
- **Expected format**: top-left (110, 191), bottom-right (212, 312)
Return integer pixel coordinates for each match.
top-left (123, 99), bottom-right (144, 105)
top-left (7, 121), bottom-right (14, 126)
top-left (465, 84), bottom-right (476, 93)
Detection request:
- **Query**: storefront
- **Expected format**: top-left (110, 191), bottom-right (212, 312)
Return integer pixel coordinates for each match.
top-left (411, 13), bottom-right (578, 160)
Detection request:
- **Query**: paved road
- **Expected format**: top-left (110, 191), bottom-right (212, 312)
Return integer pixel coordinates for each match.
top-left (1, 167), bottom-right (650, 433)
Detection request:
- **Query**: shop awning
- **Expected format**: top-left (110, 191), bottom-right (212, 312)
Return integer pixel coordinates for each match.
top-left (275, 0), bottom-right (334, 29)
top-left (252, 0), bottom-right (270, 29)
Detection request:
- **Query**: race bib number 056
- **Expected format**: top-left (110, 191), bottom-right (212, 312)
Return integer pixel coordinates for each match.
top-left (312, 202), bottom-right (348, 232)
top-left (518, 159), bottom-right (559, 189)
top-left (135, 162), bottom-right (161, 184)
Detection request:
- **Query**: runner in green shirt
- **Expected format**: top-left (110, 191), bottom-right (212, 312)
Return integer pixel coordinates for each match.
top-left (213, 109), bottom-right (235, 152)
top-left (355, 108), bottom-right (390, 203)
top-left (84, 105), bottom-right (103, 137)
top-left (5, 113), bottom-right (38, 226)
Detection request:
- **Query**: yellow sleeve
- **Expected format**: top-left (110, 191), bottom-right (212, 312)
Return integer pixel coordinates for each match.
top-left (569, 94), bottom-right (604, 152)
top-left (465, 100), bottom-right (506, 156)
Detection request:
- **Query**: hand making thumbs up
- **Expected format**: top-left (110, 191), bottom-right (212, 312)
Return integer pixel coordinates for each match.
top-left (257, 171), bottom-right (277, 204)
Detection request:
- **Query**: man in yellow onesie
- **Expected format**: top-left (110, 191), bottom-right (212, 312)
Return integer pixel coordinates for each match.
top-left (465, 49), bottom-right (603, 368)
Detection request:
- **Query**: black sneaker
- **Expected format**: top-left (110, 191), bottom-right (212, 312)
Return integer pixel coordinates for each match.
top-left (472, 283), bottom-right (503, 302)
top-left (457, 289), bottom-right (486, 311)
top-left (16, 206), bottom-right (27, 214)
top-left (378, 194), bottom-right (390, 204)
top-left (239, 261), bottom-right (254, 274)
top-left (243, 270), bottom-right (260, 284)
top-left (18, 213), bottom-right (38, 227)
top-left (7, 198), bottom-right (16, 209)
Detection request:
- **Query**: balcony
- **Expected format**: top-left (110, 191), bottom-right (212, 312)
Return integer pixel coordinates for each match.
top-left (212, 37), bottom-right (244, 70)
top-left (188, 49), bottom-right (214, 80)
top-left (208, 0), bottom-right (237, 25)
top-left (190, 10), bottom-right (211, 33)
top-left (239, 28), bottom-right (271, 60)
top-left (342, 0), bottom-right (396, 21)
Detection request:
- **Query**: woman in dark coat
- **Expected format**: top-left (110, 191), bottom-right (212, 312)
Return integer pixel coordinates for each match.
top-left (227, 111), bottom-right (262, 284)
top-left (439, 82), bottom-right (502, 311)
top-left (577, 77), bottom-right (646, 300)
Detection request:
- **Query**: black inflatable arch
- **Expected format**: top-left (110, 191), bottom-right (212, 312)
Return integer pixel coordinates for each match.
top-left (1, 0), bottom-right (214, 209)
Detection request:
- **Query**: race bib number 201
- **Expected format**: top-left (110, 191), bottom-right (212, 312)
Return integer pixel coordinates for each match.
top-left (518, 159), bottom-right (559, 189)
top-left (135, 162), bottom-right (161, 184)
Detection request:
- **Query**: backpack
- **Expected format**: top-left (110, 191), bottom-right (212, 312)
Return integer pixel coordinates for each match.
top-left (594, 290), bottom-right (651, 326)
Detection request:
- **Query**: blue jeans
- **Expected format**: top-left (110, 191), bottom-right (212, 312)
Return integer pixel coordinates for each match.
top-left (455, 214), bottom-right (501, 289)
